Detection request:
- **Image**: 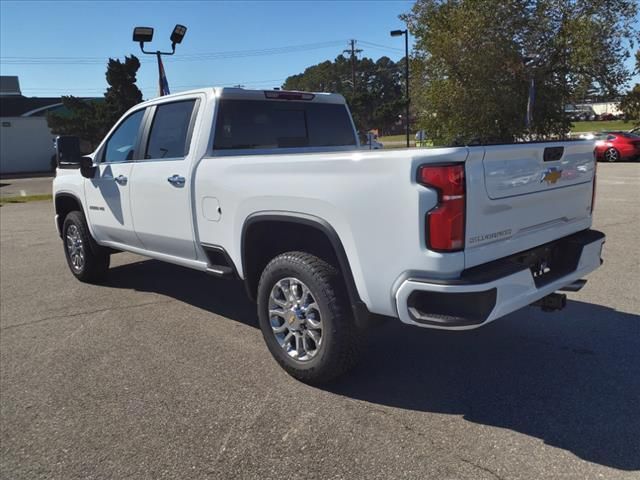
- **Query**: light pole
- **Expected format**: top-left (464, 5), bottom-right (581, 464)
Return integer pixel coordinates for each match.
top-left (390, 29), bottom-right (410, 148)
top-left (133, 24), bottom-right (187, 96)
top-left (523, 54), bottom-right (537, 133)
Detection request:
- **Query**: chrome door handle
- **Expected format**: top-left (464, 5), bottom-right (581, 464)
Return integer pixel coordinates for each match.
top-left (167, 174), bottom-right (185, 187)
top-left (114, 175), bottom-right (127, 185)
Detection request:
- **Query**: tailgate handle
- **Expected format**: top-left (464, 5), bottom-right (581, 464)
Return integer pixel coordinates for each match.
top-left (543, 147), bottom-right (564, 162)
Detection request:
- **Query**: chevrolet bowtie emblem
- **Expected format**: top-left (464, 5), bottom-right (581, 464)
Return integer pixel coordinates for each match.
top-left (541, 167), bottom-right (562, 185)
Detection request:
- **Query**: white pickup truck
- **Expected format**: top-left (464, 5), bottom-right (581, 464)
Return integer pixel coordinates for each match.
top-left (53, 88), bottom-right (605, 383)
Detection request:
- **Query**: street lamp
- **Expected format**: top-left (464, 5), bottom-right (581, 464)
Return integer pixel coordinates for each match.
top-left (133, 24), bottom-right (188, 96)
top-left (390, 29), bottom-right (410, 148)
top-left (133, 27), bottom-right (154, 44)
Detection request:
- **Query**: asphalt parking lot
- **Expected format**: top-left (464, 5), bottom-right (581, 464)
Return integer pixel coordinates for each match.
top-left (1, 163), bottom-right (639, 479)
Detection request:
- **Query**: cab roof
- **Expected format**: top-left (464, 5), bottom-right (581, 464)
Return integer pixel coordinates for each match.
top-left (139, 87), bottom-right (347, 106)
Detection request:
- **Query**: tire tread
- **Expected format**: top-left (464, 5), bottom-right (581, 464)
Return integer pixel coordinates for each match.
top-left (63, 211), bottom-right (110, 283)
top-left (257, 251), bottom-right (363, 384)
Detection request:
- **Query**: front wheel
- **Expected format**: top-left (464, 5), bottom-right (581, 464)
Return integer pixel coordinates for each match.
top-left (257, 252), bottom-right (363, 384)
top-left (62, 211), bottom-right (110, 283)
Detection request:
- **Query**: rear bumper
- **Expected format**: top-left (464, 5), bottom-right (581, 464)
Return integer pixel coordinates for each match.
top-left (394, 229), bottom-right (605, 330)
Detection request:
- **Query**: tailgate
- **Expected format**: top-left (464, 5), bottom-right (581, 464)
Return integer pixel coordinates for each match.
top-left (464, 141), bottom-right (596, 269)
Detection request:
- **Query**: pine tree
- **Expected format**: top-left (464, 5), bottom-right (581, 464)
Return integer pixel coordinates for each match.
top-left (47, 55), bottom-right (143, 150)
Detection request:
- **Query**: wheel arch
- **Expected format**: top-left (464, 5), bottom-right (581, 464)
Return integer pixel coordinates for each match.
top-left (240, 212), bottom-right (371, 327)
top-left (55, 193), bottom-right (85, 238)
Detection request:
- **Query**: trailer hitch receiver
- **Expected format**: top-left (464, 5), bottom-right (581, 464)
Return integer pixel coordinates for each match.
top-left (531, 292), bottom-right (567, 312)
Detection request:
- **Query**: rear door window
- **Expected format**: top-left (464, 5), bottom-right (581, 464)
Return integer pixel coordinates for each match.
top-left (213, 99), bottom-right (356, 150)
top-left (145, 100), bottom-right (197, 160)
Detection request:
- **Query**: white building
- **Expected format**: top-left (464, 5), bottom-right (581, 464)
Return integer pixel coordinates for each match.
top-left (0, 76), bottom-right (64, 175)
top-left (576, 102), bottom-right (622, 116)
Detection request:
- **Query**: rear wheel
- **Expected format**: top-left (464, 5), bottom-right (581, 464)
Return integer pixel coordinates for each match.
top-left (257, 251), bottom-right (363, 384)
top-left (62, 211), bottom-right (110, 283)
top-left (604, 147), bottom-right (620, 162)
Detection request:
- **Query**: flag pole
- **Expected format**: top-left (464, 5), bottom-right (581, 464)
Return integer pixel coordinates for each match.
top-left (156, 52), bottom-right (170, 96)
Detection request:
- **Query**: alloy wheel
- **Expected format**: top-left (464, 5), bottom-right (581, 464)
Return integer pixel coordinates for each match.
top-left (268, 277), bottom-right (323, 362)
top-left (65, 224), bottom-right (85, 272)
top-left (604, 148), bottom-right (619, 162)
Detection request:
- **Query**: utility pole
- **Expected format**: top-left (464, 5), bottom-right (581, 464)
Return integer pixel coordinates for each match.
top-left (343, 39), bottom-right (362, 96)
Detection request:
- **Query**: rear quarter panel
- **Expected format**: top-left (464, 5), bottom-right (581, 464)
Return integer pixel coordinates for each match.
top-left (194, 147), bottom-right (468, 317)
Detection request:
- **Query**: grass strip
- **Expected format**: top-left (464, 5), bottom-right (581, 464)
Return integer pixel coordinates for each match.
top-left (0, 194), bottom-right (53, 206)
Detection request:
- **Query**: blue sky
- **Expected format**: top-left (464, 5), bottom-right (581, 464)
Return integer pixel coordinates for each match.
top-left (0, 0), bottom-right (413, 99)
top-left (0, 0), bottom-right (637, 100)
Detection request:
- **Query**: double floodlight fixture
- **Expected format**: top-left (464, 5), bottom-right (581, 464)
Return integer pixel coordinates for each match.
top-left (133, 24), bottom-right (188, 55)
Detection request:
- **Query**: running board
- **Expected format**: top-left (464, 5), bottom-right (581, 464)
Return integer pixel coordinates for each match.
top-left (206, 265), bottom-right (235, 277)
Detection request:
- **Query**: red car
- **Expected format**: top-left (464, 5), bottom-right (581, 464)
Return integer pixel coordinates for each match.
top-left (595, 131), bottom-right (640, 162)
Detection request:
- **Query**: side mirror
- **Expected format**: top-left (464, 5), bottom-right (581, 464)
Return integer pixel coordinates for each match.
top-left (80, 156), bottom-right (97, 179)
top-left (55, 135), bottom-right (81, 168)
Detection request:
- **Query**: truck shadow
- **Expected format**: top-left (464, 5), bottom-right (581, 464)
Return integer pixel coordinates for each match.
top-left (330, 303), bottom-right (640, 471)
top-left (106, 258), bottom-right (258, 326)
top-left (107, 259), bottom-right (639, 471)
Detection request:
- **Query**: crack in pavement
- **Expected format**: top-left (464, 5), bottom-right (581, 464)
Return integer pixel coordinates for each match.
top-left (458, 456), bottom-right (506, 480)
top-left (0, 299), bottom-right (175, 331)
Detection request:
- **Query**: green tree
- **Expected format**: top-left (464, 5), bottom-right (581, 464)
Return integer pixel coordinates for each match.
top-left (403, 0), bottom-right (638, 145)
top-left (48, 55), bottom-right (143, 150)
top-left (620, 50), bottom-right (640, 125)
top-left (283, 55), bottom-right (405, 134)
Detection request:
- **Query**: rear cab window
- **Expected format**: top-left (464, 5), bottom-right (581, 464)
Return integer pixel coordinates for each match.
top-left (213, 99), bottom-right (356, 151)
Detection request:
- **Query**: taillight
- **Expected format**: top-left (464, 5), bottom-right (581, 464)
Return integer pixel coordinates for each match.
top-left (418, 164), bottom-right (465, 251)
top-left (591, 151), bottom-right (597, 214)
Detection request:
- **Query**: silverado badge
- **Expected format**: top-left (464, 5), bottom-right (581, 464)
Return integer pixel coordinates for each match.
top-left (541, 167), bottom-right (562, 185)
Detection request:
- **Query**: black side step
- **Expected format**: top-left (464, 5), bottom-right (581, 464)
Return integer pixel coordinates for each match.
top-left (201, 244), bottom-right (237, 279)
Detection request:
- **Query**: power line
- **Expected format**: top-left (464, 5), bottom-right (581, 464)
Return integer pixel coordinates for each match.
top-left (358, 40), bottom-right (405, 54)
top-left (1, 40), bottom-right (402, 66)
top-left (18, 78), bottom-right (289, 96)
top-left (0, 40), bottom-right (347, 65)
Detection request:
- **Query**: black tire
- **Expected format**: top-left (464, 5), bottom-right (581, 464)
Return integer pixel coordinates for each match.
top-left (62, 211), bottom-right (110, 283)
top-left (257, 251), bottom-right (363, 384)
top-left (604, 147), bottom-right (620, 162)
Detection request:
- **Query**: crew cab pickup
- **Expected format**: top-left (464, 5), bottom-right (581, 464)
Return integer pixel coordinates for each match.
top-left (53, 88), bottom-right (605, 383)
